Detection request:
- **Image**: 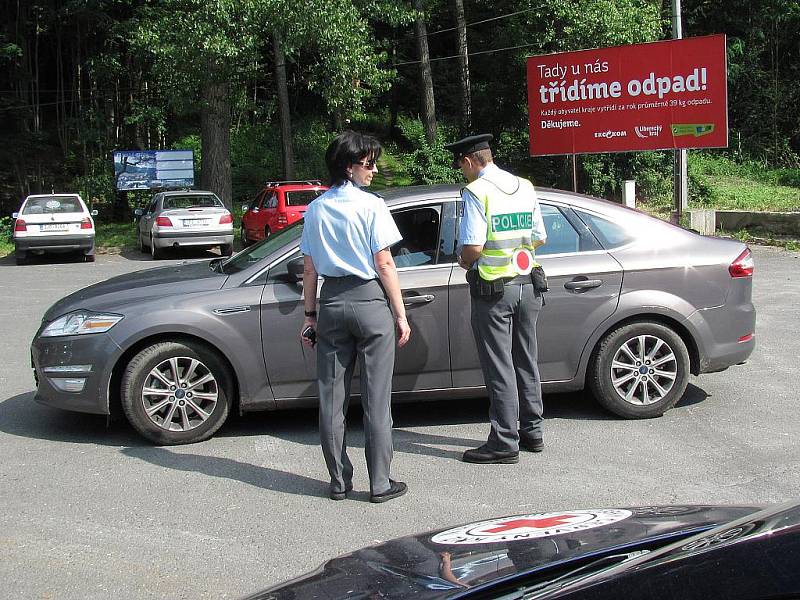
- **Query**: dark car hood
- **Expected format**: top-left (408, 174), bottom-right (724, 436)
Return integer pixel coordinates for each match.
top-left (246, 505), bottom-right (761, 600)
top-left (43, 260), bottom-right (227, 321)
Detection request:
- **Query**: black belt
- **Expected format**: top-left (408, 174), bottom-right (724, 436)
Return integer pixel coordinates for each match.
top-left (501, 275), bottom-right (531, 285)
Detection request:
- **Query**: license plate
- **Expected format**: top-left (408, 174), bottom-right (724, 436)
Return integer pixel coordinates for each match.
top-left (40, 224), bottom-right (68, 232)
top-left (183, 219), bottom-right (210, 227)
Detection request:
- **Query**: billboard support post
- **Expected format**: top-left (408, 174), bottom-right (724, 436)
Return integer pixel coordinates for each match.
top-left (672, 0), bottom-right (689, 219)
top-left (572, 154), bottom-right (578, 192)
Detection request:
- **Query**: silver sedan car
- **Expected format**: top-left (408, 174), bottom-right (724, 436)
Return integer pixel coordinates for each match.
top-left (31, 185), bottom-right (755, 445)
top-left (135, 190), bottom-right (234, 259)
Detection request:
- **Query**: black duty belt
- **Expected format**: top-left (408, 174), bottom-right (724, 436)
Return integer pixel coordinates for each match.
top-left (500, 275), bottom-right (531, 285)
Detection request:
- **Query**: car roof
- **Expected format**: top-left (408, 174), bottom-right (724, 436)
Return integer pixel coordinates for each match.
top-left (379, 184), bottom-right (653, 220)
top-left (265, 182), bottom-right (327, 192)
top-left (25, 193), bottom-right (82, 200)
top-left (159, 190), bottom-right (218, 196)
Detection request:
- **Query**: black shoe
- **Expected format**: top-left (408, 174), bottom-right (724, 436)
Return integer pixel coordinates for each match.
top-left (519, 435), bottom-right (544, 453)
top-left (462, 445), bottom-right (519, 464)
top-left (370, 480), bottom-right (408, 503)
top-left (329, 486), bottom-right (353, 501)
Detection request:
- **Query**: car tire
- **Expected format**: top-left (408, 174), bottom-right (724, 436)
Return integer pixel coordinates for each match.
top-left (221, 243), bottom-right (233, 256)
top-left (84, 253), bottom-right (95, 263)
top-left (240, 226), bottom-right (250, 247)
top-left (139, 232), bottom-right (148, 253)
top-left (264, 226), bottom-right (270, 240)
top-left (150, 235), bottom-right (163, 260)
top-left (589, 321), bottom-right (690, 419)
top-left (15, 248), bottom-right (27, 265)
top-left (120, 340), bottom-right (233, 445)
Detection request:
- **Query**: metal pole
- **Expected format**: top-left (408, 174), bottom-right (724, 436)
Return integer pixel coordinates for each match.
top-left (672, 0), bottom-right (689, 221)
top-left (572, 154), bottom-right (578, 192)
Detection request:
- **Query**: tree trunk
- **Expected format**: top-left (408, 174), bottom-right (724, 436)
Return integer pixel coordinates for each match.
top-left (200, 64), bottom-right (232, 210)
top-left (273, 33), bottom-right (295, 180)
top-left (452, 0), bottom-right (471, 134)
top-left (413, 0), bottom-right (437, 144)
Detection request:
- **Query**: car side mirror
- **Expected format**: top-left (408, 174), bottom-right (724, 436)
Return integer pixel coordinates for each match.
top-left (12, 212), bottom-right (19, 219)
top-left (134, 208), bottom-right (143, 217)
top-left (241, 204), bottom-right (249, 213)
top-left (91, 209), bottom-right (98, 216)
top-left (287, 256), bottom-right (305, 281)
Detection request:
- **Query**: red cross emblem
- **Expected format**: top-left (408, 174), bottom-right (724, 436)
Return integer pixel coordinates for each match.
top-left (483, 515), bottom-right (577, 534)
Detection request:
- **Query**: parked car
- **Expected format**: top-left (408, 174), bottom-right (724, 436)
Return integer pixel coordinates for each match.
top-left (245, 502), bottom-right (800, 600)
top-left (134, 190), bottom-right (234, 259)
top-left (240, 180), bottom-right (327, 246)
top-left (31, 185), bottom-right (755, 445)
top-left (12, 193), bottom-right (97, 265)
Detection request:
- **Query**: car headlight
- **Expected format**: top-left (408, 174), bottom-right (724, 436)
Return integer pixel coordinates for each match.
top-left (41, 311), bottom-right (124, 337)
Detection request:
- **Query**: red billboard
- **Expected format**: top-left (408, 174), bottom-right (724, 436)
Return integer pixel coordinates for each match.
top-left (526, 35), bottom-right (728, 156)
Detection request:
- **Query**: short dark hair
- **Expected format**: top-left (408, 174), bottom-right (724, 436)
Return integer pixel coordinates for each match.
top-left (325, 130), bottom-right (383, 186)
top-left (468, 148), bottom-right (493, 167)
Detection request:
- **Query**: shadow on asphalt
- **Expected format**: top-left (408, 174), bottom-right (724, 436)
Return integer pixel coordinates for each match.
top-left (0, 392), bottom-right (147, 447)
top-left (120, 446), bottom-right (332, 499)
top-left (0, 385), bottom-right (711, 451)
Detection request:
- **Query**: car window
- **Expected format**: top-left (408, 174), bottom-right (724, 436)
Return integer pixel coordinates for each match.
top-left (266, 249), bottom-right (303, 284)
top-left (163, 195), bottom-right (223, 210)
top-left (391, 206), bottom-right (442, 268)
top-left (574, 209), bottom-right (636, 248)
top-left (285, 190), bottom-right (324, 207)
top-left (537, 204), bottom-right (581, 255)
top-left (265, 193), bottom-right (278, 209)
top-left (22, 196), bottom-right (82, 214)
top-left (224, 220), bottom-right (304, 276)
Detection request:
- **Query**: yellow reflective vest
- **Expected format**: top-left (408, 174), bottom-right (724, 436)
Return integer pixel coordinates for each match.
top-left (465, 174), bottom-right (539, 281)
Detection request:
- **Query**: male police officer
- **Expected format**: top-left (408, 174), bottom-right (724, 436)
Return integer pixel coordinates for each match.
top-left (446, 134), bottom-right (547, 464)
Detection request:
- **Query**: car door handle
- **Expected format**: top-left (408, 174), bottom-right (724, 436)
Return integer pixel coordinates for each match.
top-left (403, 294), bottom-right (435, 306)
top-left (564, 279), bottom-right (603, 291)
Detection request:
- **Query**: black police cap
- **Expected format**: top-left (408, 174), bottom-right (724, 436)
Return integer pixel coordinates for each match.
top-left (444, 133), bottom-right (494, 167)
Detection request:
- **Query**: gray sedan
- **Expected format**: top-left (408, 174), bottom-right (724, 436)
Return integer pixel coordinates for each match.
top-left (31, 185), bottom-right (755, 445)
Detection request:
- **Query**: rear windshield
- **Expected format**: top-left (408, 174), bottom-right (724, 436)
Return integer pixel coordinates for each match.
top-left (285, 190), bottom-right (324, 207)
top-left (22, 196), bottom-right (83, 214)
top-left (163, 195), bottom-right (223, 210)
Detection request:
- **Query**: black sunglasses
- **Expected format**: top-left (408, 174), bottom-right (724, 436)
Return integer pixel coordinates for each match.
top-left (354, 159), bottom-right (377, 169)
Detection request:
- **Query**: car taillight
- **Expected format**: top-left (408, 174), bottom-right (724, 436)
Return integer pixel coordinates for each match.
top-left (156, 216), bottom-right (173, 227)
top-left (14, 219), bottom-right (27, 232)
top-left (729, 248), bottom-right (754, 278)
top-left (277, 214), bottom-right (288, 225)
top-left (219, 213), bottom-right (233, 224)
top-left (80, 217), bottom-right (93, 229)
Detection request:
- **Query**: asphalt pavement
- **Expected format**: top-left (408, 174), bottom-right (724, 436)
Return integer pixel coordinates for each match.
top-left (1, 245), bottom-right (798, 599)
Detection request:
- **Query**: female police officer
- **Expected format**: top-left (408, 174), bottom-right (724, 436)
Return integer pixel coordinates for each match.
top-left (299, 130), bottom-right (411, 503)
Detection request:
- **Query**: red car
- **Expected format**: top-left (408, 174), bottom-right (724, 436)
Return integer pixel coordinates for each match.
top-left (240, 180), bottom-right (327, 246)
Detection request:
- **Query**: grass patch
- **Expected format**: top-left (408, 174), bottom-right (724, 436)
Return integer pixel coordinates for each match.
top-left (720, 228), bottom-right (800, 252)
top-left (690, 177), bottom-right (800, 212)
top-left (689, 154), bottom-right (800, 212)
top-left (371, 148), bottom-right (414, 190)
top-left (95, 222), bottom-right (138, 251)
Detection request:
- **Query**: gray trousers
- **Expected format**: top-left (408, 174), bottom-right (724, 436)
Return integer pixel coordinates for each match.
top-left (471, 281), bottom-right (544, 452)
top-left (317, 277), bottom-right (396, 495)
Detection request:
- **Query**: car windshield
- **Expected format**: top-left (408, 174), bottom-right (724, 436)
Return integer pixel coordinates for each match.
top-left (22, 196), bottom-right (83, 214)
top-left (220, 220), bottom-right (303, 274)
top-left (285, 189), bottom-right (324, 207)
top-left (162, 195), bottom-right (223, 209)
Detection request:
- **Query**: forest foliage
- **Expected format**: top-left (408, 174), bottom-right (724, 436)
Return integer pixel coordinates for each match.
top-left (1, 0), bottom-right (798, 217)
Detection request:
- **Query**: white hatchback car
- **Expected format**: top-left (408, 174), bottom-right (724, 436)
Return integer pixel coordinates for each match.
top-left (13, 194), bottom-right (97, 265)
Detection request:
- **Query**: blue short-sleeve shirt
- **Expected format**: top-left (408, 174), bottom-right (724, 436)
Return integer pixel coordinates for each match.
top-left (300, 181), bottom-right (402, 279)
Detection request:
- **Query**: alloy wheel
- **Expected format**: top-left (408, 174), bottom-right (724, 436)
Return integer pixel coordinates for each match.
top-left (140, 356), bottom-right (219, 432)
top-left (610, 334), bottom-right (678, 406)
